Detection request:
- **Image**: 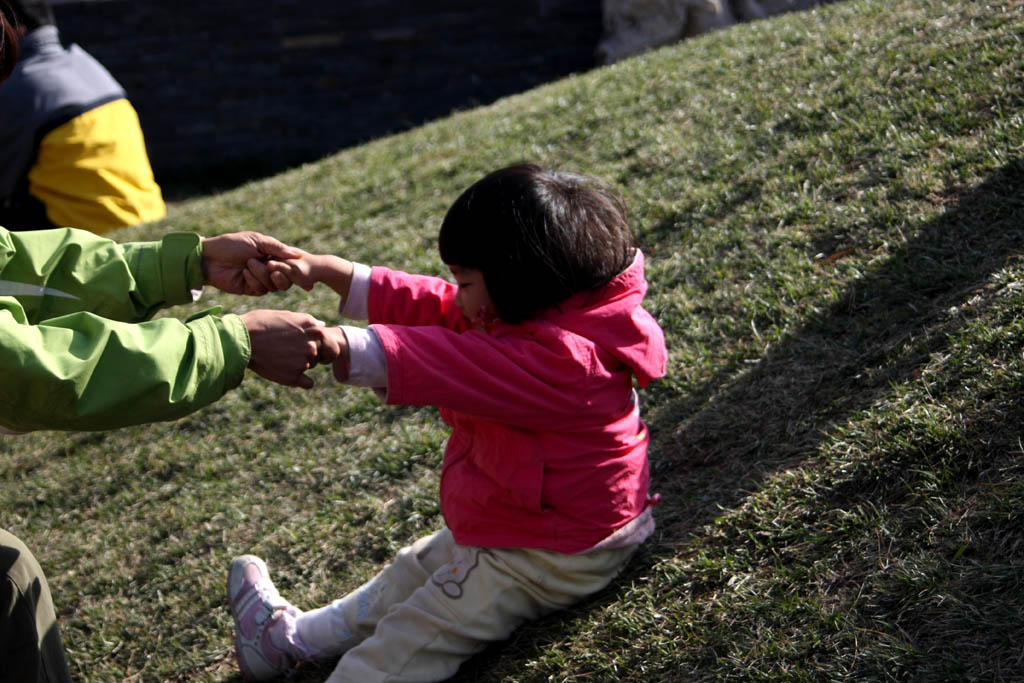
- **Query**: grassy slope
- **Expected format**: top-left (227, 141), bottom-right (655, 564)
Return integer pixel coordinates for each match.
top-left (2, 0), bottom-right (1023, 680)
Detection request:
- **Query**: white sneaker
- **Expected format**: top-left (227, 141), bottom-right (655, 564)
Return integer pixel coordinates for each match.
top-left (227, 555), bottom-right (299, 680)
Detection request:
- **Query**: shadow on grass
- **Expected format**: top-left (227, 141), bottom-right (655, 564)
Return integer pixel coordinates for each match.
top-left (448, 157), bottom-right (1024, 680)
top-left (648, 157), bottom-right (1023, 534)
top-left (825, 366), bottom-right (1024, 678)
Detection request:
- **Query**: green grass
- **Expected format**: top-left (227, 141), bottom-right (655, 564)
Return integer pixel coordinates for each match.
top-left (3, 0), bottom-right (1024, 679)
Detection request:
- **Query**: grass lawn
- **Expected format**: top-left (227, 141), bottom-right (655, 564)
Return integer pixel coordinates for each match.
top-left (2, 0), bottom-right (1023, 680)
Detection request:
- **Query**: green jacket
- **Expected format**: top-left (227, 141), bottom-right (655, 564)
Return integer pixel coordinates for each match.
top-left (0, 226), bottom-right (250, 432)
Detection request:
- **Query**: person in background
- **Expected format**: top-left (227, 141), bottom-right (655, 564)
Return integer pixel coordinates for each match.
top-left (0, 0), bottom-right (166, 233)
top-left (1, 227), bottom-right (337, 434)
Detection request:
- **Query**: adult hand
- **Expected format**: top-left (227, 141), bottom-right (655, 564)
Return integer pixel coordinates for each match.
top-left (241, 310), bottom-right (327, 388)
top-left (202, 232), bottom-right (303, 295)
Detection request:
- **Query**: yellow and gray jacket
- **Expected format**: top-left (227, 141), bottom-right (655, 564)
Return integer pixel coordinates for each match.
top-left (0, 26), bottom-right (165, 233)
top-left (0, 227), bottom-right (250, 433)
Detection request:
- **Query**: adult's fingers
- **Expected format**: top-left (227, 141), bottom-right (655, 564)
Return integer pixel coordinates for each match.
top-left (241, 268), bottom-right (269, 295)
top-left (246, 258), bottom-right (277, 292)
top-left (250, 232), bottom-right (304, 260)
top-left (243, 310), bottom-right (325, 388)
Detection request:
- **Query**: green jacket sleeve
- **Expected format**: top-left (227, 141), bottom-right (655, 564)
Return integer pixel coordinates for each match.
top-left (0, 226), bottom-right (201, 324)
top-left (0, 227), bottom-right (251, 432)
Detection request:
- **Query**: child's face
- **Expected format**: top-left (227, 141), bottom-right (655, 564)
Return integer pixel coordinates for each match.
top-left (449, 265), bottom-right (497, 327)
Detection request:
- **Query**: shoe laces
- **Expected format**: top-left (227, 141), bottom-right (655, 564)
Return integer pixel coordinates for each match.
top-left (246, 570), bottom-right (289, 625)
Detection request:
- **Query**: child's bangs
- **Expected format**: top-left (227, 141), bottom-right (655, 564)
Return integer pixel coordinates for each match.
top-left (438, 191), bottom-right (489, 269)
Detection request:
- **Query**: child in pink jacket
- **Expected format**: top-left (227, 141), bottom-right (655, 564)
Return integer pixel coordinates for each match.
top-left (228, 164), bottom-right (667, 682)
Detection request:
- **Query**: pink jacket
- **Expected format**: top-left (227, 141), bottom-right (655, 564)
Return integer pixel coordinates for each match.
top-left (367, 251), bottom-right (667, 553)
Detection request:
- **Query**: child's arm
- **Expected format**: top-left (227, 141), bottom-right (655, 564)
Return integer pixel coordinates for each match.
top-left (315, 322), bottom-right (388, 392)
top-left (261, 252), bottom-right (355, 300)
top-left (256, 255), bottom-right (468, 329)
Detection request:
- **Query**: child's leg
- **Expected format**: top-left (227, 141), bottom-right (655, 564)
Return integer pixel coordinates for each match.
top-left (228, 530), bottom-right (458, 679)
top-left (326, 541), bottom-right (637, 683)
top-left (294, 527), bottom-right (459, 657)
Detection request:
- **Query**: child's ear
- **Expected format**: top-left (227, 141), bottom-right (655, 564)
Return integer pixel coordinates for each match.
top-left (479, 305), bottom-right (498, 323)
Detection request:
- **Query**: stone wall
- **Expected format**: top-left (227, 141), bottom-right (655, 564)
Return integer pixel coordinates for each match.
top-left (597, 0), bottom-right (838, 64)
top-left (51, 1), bottom-right (603, 194)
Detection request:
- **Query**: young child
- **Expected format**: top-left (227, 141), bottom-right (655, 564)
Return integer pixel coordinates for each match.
top-left (228, 163), bottom-right (668, 682)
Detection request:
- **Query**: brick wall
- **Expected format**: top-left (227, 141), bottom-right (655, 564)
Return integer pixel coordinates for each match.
top-left (52, 0), bottom-right (603, 193)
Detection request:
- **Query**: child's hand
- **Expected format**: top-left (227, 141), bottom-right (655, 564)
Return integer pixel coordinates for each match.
top-left (248, 252), bottom-right (355, 302)
top-left (310, 326), bottom-right (351, 381)
top-left (257, 254), bottom-right (321, 292)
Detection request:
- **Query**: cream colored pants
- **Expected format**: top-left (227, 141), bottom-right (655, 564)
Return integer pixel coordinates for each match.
top-left (296, 527), bottom-right (637, 683)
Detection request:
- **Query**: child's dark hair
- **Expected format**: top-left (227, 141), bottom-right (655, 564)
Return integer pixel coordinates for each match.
top-left (438, 164), bottom-right (635, 324)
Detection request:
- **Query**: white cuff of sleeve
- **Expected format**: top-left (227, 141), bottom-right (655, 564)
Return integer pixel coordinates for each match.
top-left (339, 325), bottom-right (388, 389)
top-left (340, 262), bottom-right (372, 320)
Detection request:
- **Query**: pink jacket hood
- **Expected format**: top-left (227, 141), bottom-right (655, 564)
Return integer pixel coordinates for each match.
top-left (535, 250), bottom-right (666, 387)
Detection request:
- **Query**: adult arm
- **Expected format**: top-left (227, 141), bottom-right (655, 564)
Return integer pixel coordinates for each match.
top-left (0, 227), bottom-right (301, 324)
top-left (0, 306), bottom-right (250, 433)
top-left (0, 306), bottom-right (329, 433)
top-left (0, 227), bottom-right (206, 323)
top-left (0, 227), bottom-right (321, 432)
top-left (0, 227), bottom-right (245, 431)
